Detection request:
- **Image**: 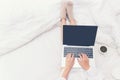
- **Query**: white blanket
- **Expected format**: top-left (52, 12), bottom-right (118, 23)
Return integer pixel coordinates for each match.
top-left (88, 0), bottom-right (120, 47)
top-left (0, 0), bottom-right (120, 55)
top-left (0, 0), bottom-right (120, 80)
top-left (0, 0), bottom-right (61, 55)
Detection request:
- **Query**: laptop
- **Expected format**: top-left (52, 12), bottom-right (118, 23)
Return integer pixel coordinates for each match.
top-left (61, 25), bottom-right (98, 68)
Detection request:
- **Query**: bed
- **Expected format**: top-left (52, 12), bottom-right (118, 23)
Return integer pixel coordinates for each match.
top-left (0, 0), bottom-right (120, 80)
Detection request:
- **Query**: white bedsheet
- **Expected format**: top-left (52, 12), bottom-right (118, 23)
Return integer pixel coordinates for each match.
top-left (0, 0), bottom-right (120, 55)
top-left (0, 0), bottom-right (120, 80)
top-left (0, 0), bottom-right (61, 55)
top-left (0, 27), bottom-right (62, 80)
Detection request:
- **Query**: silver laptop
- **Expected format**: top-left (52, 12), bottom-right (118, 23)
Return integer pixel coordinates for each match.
top-left (61, 25), bottom-right (98, 68)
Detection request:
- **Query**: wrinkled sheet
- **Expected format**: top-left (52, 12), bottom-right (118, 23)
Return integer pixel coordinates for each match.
top-left (0, 0), bottom-right (61, 55)
top-left (0, 0), bottom-right (120, 80)
top-left (0, 0), bottom-right (120, 55)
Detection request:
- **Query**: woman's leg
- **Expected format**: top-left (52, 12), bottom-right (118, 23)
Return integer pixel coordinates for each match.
top-left (66, 1), bottom-right (76, 25)
top-left (60, 0), bottom-right (67, 25)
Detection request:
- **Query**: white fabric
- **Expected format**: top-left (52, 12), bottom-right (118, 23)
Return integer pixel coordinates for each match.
top-left (0, 27), bottom-right (62, 80)
top-left (1, 26), bottom-right (120, 80)
top-left (0, 0), bottom-right (61, 55)
top-left (58, 66), bottom-right (104, 80)
top-left (87, 0), bottom-right (120, 54)
top-left (112, 67), bottom-right (120, 80)
top-left (0, 0), bottom-right (120, 56)
top-left (58, 77), bottom-right (66, 80)
top-left (0, 0), bottom-right (120, 80)
top-left (87, 67), bottom-right (104, 80)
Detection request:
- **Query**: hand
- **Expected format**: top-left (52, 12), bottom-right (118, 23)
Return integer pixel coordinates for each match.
top-left (77, 53), bottom-right (90, 70)
top-left (61, 53), bottom-right (75, 79)
top-left (65, 53), bottom-right (75, 70)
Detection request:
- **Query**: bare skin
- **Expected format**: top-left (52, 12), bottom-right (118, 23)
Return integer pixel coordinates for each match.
top-left (61, 18), bottom-right (76, 25)
top-left (69, 19), bottom-right (76, 25)
top-left (77, 53), bottom-right (90, 70)
top-left (61, 18), bottom-right (66, 25)
top-left (61, 54), bottom-right (75, 79)
top-left (61, 53), bottom-right (90, 80)
top-left (60, 1), bottom-right (76, 25)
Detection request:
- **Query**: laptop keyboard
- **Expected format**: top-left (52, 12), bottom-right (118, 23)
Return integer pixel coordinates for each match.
top-left (64, 47), bottom-right (93, 58)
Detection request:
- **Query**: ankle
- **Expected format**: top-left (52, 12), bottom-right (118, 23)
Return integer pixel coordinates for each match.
top-left (70, 19), bottom-right (76, 25)
top-left (61, 18), bottom-right (66, 25)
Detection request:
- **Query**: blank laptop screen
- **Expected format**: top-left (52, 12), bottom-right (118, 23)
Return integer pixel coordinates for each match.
top-left (63, 25), bottom-right (98, 46)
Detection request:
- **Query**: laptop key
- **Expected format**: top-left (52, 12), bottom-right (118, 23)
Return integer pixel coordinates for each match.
top-left (64, 47), bottom-right (93, 58)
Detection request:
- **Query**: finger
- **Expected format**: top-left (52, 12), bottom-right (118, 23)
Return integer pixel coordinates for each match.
top-left (66, 53), bottom-right (71, 58)
top-left (82, 53), bottom-right (87, 60)
top-left (66, 53), bottom-right (71, 61)
top-left (70, 53), bottom-right (74, 60)
top-left (84, 53), bottom-right (88, 59)
top-left (78, 53), bottom-right (80, 57)
top-left (85, 54), bottom-right (88, 58)
top-left (80, 53), bottom-right (84, 60)
top-left (77, 54), bottom-right (82, 62)
top-left (82, 53), bottom-right (85, 58)
top-left (71, 53), bottom-right (74, 57)
top-left (66, 53), bottom-right (69, 57)
top-left (81, 53), bottom-right (84, 56)
top-left (83, 53), bottom-right (88, 60)
top-left (71, 54), bottom-right (75, 60)
top-left (78, 54), bottom-right (81, 58)
top-left (82, 53), bottom-right (86, 59)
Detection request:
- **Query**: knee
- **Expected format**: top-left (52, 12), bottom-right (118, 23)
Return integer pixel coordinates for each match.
top-left (67, 1), bottom-right (73, 6)
top-left (61, 0), bottom-right (73, 7)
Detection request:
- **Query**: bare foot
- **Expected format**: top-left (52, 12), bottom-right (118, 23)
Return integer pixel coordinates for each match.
top-left (70, 19), bottom-right (76, 25)
top-left (61, 18), bottom-right (66, 25)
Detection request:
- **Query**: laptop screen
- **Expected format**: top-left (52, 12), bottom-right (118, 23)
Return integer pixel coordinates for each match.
top-left (63, 25), bottom-right (98, 46)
